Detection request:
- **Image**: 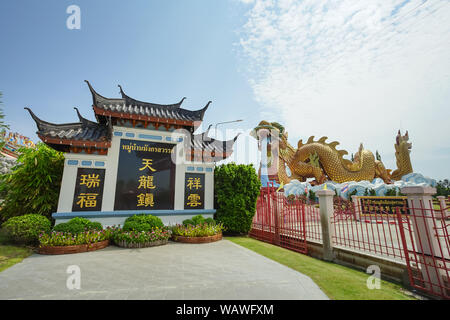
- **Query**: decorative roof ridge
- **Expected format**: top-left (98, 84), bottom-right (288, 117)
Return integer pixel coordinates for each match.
top-left (25, 107), bottom-right (82, 131)
top-left (191, 129), bottom-right (240, 145)
top-left (74, 107), bottom-right (100, 127)
top-left (85, 80), bottom-right (124, 106)
top-left (187, 101), bottom-right (211, 121)
top-left (118, 84), bottom-right (186, 109)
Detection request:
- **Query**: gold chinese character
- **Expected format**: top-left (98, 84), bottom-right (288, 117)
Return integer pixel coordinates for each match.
top-left (138, 175), bottom-right (156, 189)
top-left (139, 159), bottom-right (156, 172)
top-left (186, 193), bottom-right (202, 207)
top-left (79, 174), bottom-right (100, 188)
top-left (187, 177), bottom-right (202, 190)
top-left (76, 193), bottom-right (98, 208)
top-left (137, 193), bottom-right (155, 207)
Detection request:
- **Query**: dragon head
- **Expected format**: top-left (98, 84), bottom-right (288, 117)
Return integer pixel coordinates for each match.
top-left (250, 120), bottom-right (289, 150)
top-left (395, 130), bottom-right (412, 154)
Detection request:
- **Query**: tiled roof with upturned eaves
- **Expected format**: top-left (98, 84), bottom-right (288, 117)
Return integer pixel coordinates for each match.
top-left (85, 80), bottom-right (209, 123)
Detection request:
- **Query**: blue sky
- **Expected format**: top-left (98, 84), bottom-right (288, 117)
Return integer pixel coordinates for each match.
top-left (0, 0), bottom-right (255, 139)
top-left (1, 0), bottom-right (449, 180)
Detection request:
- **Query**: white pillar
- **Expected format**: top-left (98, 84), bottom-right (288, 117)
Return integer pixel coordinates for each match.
top-left (401, 186), bottom-right (445, 295)
top-left (317, 189), bottom-right (335, 261)
top-left (351, 195), bottom-right (361, 221)
top-left (436, 196), bottom-right (448, 219)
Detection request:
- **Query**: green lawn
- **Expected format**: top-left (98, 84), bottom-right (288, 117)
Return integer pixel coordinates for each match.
top-left (227, 236), bottom-right (416, 300)
top-left (0, 231), bottom-right (34, 272)
top-left (0, 245), bottom-right (33, 272)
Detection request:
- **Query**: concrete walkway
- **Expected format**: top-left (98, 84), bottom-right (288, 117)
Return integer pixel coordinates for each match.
top-left (0, 240), bottom-right (328, 300)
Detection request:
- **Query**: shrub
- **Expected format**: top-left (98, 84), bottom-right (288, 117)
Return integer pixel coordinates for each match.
top-left (183, 215), bottom-right (215, 226)
top-left (308, 190), bottom-right (316, 202)
top-left (171, 223), bottom-right (224, 237)
top-left (123, 214), bottom-right (163, 232)
top-left (191, 215), bottom-right (206, 225)
top-left (385, 188), bottom-right (398, 197)
top-left (0, 143), bottom-right (64, 223)
top-left (2, 214), bottom-right (51, 244)
top-left (123, 220), bottom-right (152, 232)
top-left (113, 227), bottom-right (171, 244)
top-left (182, 218), bottom-right (195, 226)
top-left (53, 217), bottom-right (103, 234)
top-left (214, 163), bottom-right (260, 234)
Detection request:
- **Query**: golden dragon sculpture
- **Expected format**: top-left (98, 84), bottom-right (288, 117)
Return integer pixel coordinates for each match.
top-left (250, 121), bottom-right (413, 185)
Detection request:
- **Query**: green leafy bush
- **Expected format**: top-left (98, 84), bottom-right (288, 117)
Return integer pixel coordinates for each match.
top-left (182, 215), bottom-right (216, 226)
top-left (182, 218), bottom-right (194, 226)
top-left (171, 223), bottom-right (224, 237)
top-left (123, 214), bottom-right (164, 232)
top-left (2, 214), bottom-right (51, 244)
top-left (385, 188), bottom-right (397, 196)
top-left (191, 215), bottom-right (205, 225)
top-left (0, 143), bottom-right (64, 222)
top-left (214, 163), bottom-right (261, 234)
top-left (53, 217), bottom-right (103, 234)
top-left (308, 190), bottom-right (317, 202)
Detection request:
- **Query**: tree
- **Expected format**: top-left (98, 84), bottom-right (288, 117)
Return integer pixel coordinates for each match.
top-left (309, 189), bottom-right (317, 202)
top-left (436, 179), bottom-right (450, 197)
top-left (0, 143), bottom-right (64, 223)
top-left (214, 163), bottom-right (261, 234)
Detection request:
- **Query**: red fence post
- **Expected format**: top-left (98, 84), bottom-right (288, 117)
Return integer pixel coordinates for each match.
top-left (274, 191), bottom-right (280, 245)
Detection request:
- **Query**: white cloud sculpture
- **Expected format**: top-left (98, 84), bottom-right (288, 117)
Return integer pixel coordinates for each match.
top-left (283, 173), bottom-right (437, 199)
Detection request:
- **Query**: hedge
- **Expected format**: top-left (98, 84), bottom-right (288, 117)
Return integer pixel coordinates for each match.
top-left (214, 163), bottom-right (260, 234)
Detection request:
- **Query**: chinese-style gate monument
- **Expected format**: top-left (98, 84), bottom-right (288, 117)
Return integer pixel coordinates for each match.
top-left (26, 81), bottom-right (238, 226)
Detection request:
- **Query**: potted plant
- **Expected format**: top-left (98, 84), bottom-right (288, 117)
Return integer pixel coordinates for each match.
top-left (112, 214), bottom-right (171, 248)
top-left (113, 227), bottom-right (171, 248)
top-left (37, 217), bottom-right (116, 255)
top-left (171, 215), bottom-right (224, 243)
top-left (38, 227), bottom-right (116, 255)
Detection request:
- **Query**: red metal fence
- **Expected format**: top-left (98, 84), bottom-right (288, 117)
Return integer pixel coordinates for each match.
top-left (304, 203), bottom-right (322, 243)
top-left (397, 200), bottom-right (449, 299)
top-left (250, 186), bottom-right (308, 254)
top-left (331, 197), bottom-right (409, 261)
top-left (250, 188), bottom-right (450, 299)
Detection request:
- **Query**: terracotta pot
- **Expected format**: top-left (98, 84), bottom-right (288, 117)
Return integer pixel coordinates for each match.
top-left (114, 239), bottom-right (169, 249)
top-left (38, 240), bottom-right (110, 255)
top-left (171, 233), bottom-right (222, 244)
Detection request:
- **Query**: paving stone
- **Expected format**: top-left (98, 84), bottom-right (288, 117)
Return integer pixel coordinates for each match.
top-left (0, 240), bottom-right (328, 300)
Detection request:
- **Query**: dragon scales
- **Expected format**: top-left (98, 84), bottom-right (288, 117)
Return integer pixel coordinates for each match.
top-left (250, 121), bottom-right (413, 185)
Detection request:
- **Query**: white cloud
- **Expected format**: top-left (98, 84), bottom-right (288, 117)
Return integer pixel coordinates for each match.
top-left (237, 0), bottom-right (450, 179)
